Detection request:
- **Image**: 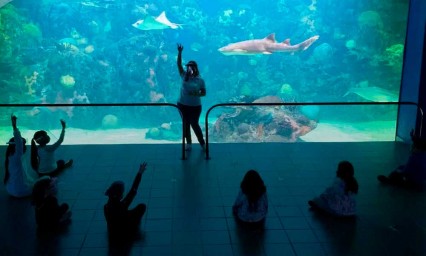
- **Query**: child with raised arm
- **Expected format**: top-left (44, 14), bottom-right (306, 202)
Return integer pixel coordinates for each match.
top-left (233, 170), bottom-right (268, 225)
top-left (4, 115), bottom-right (36, 198)
top-left (32, 176), bottom-right (71, 230)
top-left (309, 161), bottom-right (358, 217)
top-left (104, 162), bottom-right (148, 237)
top-left (31, 119), bottom-right (73, 176)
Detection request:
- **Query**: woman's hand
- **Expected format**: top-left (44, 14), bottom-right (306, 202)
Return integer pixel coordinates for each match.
top-left (177, 43), bottom-right (184, 52)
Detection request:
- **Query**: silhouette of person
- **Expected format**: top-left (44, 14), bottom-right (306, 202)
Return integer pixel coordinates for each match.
top-left (378, 130), bottom-right (426, 190)
top-left (233, 170), bottom-right (268, 226)
top-left (31, 119), bottom-right (73, 177)
top-left (104, 162), bottom-right (148, 239)
top-left (4, 115), bottom-right (37, 198)
top-left (32, 176), bottom-right (71, 230)
top-left (309, 161), bottom-right (358, 217)
top-left (176, 43), bottom-right (206, 151)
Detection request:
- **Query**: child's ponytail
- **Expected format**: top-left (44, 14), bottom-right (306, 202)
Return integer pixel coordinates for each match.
top-left (31, 139), bottom-right (40, 172)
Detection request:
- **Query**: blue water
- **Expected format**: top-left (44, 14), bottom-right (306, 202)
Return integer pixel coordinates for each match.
top-left (0, 0), bottom-right (408, 141)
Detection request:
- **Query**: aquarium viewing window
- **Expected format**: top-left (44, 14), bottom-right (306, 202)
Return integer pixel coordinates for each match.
top-left (0, 0), bottom-right (410, 144)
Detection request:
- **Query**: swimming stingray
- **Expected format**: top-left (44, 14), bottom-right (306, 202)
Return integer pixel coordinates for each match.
top-left (132, 11), bottom-right (182, 30)
top-left (344, 86), bottom-right (399, 102)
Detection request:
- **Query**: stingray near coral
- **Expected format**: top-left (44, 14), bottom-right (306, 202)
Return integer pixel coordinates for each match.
top-left (344, 86), bottom-right (399, 102)
top-left (132, 11), bottom-right (182, 30)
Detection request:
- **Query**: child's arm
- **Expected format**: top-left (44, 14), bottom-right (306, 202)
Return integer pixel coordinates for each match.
top-left (122, 162), bottom-right (148, 208)
top-left (48, 120), bottom-right (66, 151)
top-left (11, 115), bottom-right (24, 156)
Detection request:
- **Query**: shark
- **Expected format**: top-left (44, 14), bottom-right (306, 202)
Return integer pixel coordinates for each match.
top-left (132, 11), bottom-right (182, 31)
top-left (344, 86), bottom-right (399, 102)
top-left (218, 34), bottom-right (319, 55)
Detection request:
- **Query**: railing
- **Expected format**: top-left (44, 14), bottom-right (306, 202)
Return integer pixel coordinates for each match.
top-left (204, 101), bottom-right (424, 159)
top-left (0, 103), bottom-right (187, 160)
top-left (2, 102), bottom-right (423, 161)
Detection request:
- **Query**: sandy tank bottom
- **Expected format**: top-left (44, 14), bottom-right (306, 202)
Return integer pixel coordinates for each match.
top-left (0, 120), bottom-right (397, 145)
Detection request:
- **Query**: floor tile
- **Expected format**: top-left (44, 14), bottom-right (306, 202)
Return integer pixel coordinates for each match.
top-left (0, 142), bottom-right (424, 256)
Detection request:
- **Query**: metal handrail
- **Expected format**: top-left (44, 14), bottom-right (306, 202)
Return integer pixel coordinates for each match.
top-left (204, 101), bottom-right (424, 159)
top-left (0, 103), bottom-right (187, 160)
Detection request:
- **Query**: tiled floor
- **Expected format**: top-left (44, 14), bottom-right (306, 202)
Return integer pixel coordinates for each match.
top-left (0, 142), bottom-right (425, 256)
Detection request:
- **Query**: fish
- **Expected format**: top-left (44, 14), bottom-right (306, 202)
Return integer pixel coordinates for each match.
top-left (190, 42), bottom-right (203, 52)
top-left (132, 11), bottom-right (182, 31)
top-left (218, 34), bottom-right (319, 55)
top-left (0, 0), bottom-right (12, 9)
top-left (344, 86), bottom-right (399, 102)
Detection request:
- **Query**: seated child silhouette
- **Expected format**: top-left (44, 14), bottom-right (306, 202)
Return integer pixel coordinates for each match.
top-left (309, 161), bottom-right (358, 217)
top-left (378, 130), bottom-right (426, 190)
top-left (233, 170), bottom-right (268, 225)
top-left (4, 115), bottom-right (37, 198)
top-left (31, 119), bottom-right (73, 176)
top-left (32, 176), bottom-right (71, 230)
top-left (104, 162), bottom-right (148, 238)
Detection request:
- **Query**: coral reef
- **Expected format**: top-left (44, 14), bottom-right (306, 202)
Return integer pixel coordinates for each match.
top-left (24, 71), bottom-right (38, 95)
top-left (60, 75), bottom-right (76, 88)
top-left (102, 114), bottom-right (118, 129)
top-left (358, 11), bottom-right (383, 29)
top-left (211, 96), bottom-right (317, 142)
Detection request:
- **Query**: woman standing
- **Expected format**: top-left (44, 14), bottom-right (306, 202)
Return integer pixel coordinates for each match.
top-left (176, 43), bottom-right (206, 151)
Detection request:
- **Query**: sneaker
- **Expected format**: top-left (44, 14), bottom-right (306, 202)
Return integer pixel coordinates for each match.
top-left (185, 144), bottom-right (192, 151)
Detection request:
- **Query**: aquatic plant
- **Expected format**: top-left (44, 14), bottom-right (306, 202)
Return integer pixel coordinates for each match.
top-left (60, 75), bottom-right (75, 88)
top-left (358, 11), bottom-right (383, 29)
top-left (21, 22), bottom-right (42, 44)
top-left (345, 40), bottom-right (356, 50)
top-left (280, 83), bottom-right (293, 95)
top-left (0, 5), bottom-right (21, 60)
top-left (383, 44), bottom-right (404, 71)
top-left (102, 114), bottom-right (118, 129)
top-left (239, 84), bottom-right (252, 96)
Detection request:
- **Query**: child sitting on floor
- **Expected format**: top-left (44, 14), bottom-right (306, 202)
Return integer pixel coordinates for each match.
top-left (233, 170), bottom-right (268, 225)
top-left (309, 161), bottom-right (358, 217)
top-left (378, 130), bottom-right (426, 190)
top-left (104, 162), bottom-right (148, 238)
top-left (32, 176), bottom-right (71, 230)
top-left (4, 115), bottom-right (37, 198)
top-left (31, 119), bottom-right (73, 176)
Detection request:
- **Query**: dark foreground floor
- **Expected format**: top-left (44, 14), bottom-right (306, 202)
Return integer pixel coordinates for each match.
top-left (0, 142), bottom-right (425, 256)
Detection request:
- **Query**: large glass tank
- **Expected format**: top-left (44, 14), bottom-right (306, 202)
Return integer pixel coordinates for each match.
top-left (0, 0), bottom-right (409, 144)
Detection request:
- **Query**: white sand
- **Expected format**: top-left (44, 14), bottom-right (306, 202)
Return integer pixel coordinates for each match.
top-left (300, 120), bottom-right (396, 142)
top-left (0, 120), bottom-right (396, 145)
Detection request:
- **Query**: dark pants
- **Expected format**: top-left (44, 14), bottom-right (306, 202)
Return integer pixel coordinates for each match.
top-left (178, 103), bottom-right (205, 145)
top-left (108, 203), bottom-right (146, 239)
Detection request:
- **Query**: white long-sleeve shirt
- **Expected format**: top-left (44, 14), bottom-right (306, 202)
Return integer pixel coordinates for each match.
top-left (37, 129), bottom-right (65, 174)
top-left (6, 129), bottom-right (34, 197)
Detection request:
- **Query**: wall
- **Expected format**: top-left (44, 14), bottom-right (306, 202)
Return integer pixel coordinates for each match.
top-left (397, 0), bottom-right (426, 141)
